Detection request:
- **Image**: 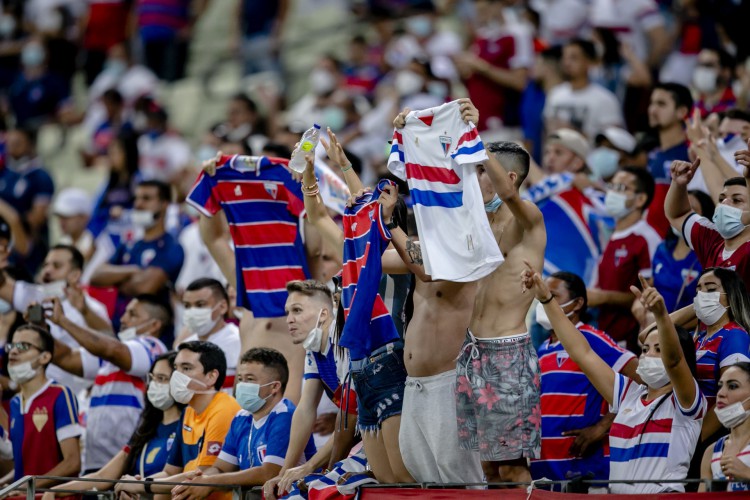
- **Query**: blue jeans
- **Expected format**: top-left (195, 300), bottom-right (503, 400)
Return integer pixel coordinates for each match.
top-left (350, 341), bottom-right (407, 433)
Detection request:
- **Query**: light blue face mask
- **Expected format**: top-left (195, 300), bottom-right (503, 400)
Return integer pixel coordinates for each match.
top-left (234, 381), bottom-right (276, 413)
top-left (485, 194), bottom-right (503, 213)
top-left (322, 106), bottom-right (346, 132)
top-left (713, 203), bottom-right (746, 239)
top-left (587, 147), bottom-right (620, 181)
top-left (0, 299), bottom-right (12, 315)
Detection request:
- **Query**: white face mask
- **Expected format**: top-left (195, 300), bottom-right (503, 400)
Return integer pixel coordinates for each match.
top-left (302, 309), bottom-right (326, 352)
top-left (184, 306), bottom-right (220, 337)
top-left (693, 66), bottom-right (718, 94)
top-left (636, 356), bottom-right (671, 389)
top-left (309, 69), bottom-right (337, 96)
top-left (118, 327), bottom-right (137, 342)
top-left (535, 299), bottom-right (576, 331)
top-left (694, 291), bottom-right (728, 326)
top-left (395, 70), bottom-right (425, 97)
top-left (604, 190), bottom-right (632, 219)
top-left (169, 370), bottom-right (213, 404)
top-left (131, 210), bottom-right (156, 229)
top-left (41, 280), bottom-right (67, 299)
top-left (147, 381), bottom-right (175, 410)
top-left (8, 358), bottom-right (39, 384)
top-left (715, 397), bottom-right (750, 429)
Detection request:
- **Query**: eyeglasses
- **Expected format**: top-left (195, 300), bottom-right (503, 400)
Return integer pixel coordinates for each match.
top-left (148, 373), bottom-right (171, 384)
top-left (607, 183), bottom-right (638, 193)
top-left (4, 342), bottom-right (43, 353)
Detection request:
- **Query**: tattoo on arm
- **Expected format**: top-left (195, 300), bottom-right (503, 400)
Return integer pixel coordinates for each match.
top-left (405, 238), bottom-right (423, 265)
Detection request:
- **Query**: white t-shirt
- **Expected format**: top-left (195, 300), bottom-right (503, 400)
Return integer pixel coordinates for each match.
top-left (12, 280), bottom-right (110, 395)
top-left (544, 82), bottom-right (625, 141)
top-left (137, 132), bottom-right (192, 183)
top-left (388, 100), bottom-right (504, 282)
top-left (609, 374), bottom-right (706, 494)
top-left (530, 0), bottom-right (589, 45)
top-left (175, 222), bottom-right (226, 294)
top-left (588, 0), bottom-right (664, 63)
top-left (184, 322), bottom-right (241, 391)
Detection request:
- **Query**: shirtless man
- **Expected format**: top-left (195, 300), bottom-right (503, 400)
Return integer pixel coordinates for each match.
top-left (375, 104), bottom-right (484, 483)
top-left (456, 141), bottom-right (546, 484)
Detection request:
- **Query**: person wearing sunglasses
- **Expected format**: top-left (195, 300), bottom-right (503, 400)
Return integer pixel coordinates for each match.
top-left (0, 324), bottom-right (82, 489)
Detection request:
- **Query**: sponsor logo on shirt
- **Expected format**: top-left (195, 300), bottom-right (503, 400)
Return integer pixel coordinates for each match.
top-left (614, 246), bottom-right (628, 267)
top-left (206, 441), bottom-right (222, 456)
top-left (183, 424), bottom-right (193, 432)
top-left (235, 185), bottom-right (242, 196)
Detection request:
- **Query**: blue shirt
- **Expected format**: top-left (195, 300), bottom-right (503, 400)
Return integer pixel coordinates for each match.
top-left (109, 232), bottom-right (184, 329)
top-left (304, 346), bottom-right (340, 401)
top-left (219, 400), bottom-right (315, 470)
top-left (8, 73), bottom-right (70, 128)
top-left (131, 419), bottom-right (180, 477)
top-left (652, 238), bottom-right (701, 312)
top-left (520, 81), bottom-right (547, 163)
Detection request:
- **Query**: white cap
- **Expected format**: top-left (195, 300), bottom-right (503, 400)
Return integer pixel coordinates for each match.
top-left (598, 127), bottom-right (636, 154)
top-left (53, 188), bottom-right (93, 217)
top-left (547, 128), bottom-right (590, 160)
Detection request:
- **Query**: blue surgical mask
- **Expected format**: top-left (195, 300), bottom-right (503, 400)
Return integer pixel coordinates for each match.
top-left (485, 194), bottom-right (503, 213)
top-left (104, 59), bottom-right (127, 77)
top-left (713, 204), bottom-right (745, 239)
top-left (235, 381), bottom-right (276, 413)
top-left (322, 106), bottom-right (346, 132)
top-left (0, 299), bottom-right (12, 315)
top-left (21, 44), bottom-right (44, 68)
top-left (587, 147), bottom-right (620, 181)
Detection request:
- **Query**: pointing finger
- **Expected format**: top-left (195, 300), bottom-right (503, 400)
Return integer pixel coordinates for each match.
top-left (638, 274), bottom-right (650, 290)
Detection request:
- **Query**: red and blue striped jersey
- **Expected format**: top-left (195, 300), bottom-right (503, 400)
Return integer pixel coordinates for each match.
top-left (10, 380), bottom-right (82, 480)
top-left (532, 323), bottom-right (635, 481)
top-left (340, 180), bottom-right (399, 361)
top-left (187, 155), bottom-right (310, 318)
top-left (694, 322), bottom-right (750, 407)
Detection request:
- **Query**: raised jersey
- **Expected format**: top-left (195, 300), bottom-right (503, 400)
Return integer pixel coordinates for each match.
top-left (388, 100), bottom-right (503, 282)
top-left (187, 155), bottom-right (310, 318)
top-left (693, 322), bottom-right (750, 406)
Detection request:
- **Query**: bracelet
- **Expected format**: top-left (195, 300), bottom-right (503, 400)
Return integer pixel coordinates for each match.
top-left (303, 187), bottom-right (320, 197)
top-left (341, 163), bottom-right (352, 172)
top-left (539, 295), bottom-right (554, 305)
top-left (144, 477), bottom-right (153, 494)
top-left (301, 181), bottom-right (319, 192)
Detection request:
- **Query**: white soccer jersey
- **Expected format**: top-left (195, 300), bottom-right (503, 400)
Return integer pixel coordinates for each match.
top-left (388, 100), bottom-right (503, 282)
top-left (609, 374), bottom-right (706, 494)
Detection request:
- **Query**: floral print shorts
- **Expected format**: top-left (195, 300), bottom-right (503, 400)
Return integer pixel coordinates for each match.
top-left (455, 330), bottom-right (541, 462)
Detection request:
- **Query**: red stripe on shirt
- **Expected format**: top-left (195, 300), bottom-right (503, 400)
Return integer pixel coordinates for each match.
top-left (456, 128), bottom-right (479, 146)
top-left (230, 221), bottom-right (298, 246)
top-left (242, 267), bottom-right (307, 291)
top-left (405, 163), bottom-right (461, 184)
top-left (94, 370), bottom-right (145, 391)
top-left (609, 418), bottom-right (673, 440)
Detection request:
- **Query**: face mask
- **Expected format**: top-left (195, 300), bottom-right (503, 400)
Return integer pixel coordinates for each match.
top-left (395, 70), bottom-right (425, 97)
top-left (21, 44), bottom-right (44, 68)
top-left (636, 356), bottom-right (671, 389)
top-left (169, 370), bottom-right (212, 404)
top-left (196, 145), bottom-right (218, 164)
top-left (406, 15), bottom-right (432, 38)
top-left (0, 299), bottom-right (12, 315)
top-left (587, 148), bottom-right (620, 181)
top-left (694, 291), bottom-right (728, 326)
top-left (713, 204), bottom-right (745, 239)
top-left (104, 59), bottom-right (127, 77)
top-left (8, 358), bottom-right (39, 384)
top-left (235, 381), bottom-right (276, 413)
top-left (535, 299), bottom-right (576, 331)
top-left (184, 306), bottom-right (220, 337)
top-left (131, 209), bottom-right (156, 229)
top-left (715, 397), bottom-right (750, 429)
top-left (147, 381), bottom-right (175, 410)
top-left (41, 280), bottom-right (66, 299)
top-left (322, 106), bottom-right (346, 132)
top-left (604, 190), bottom-right (633, 219)
top-left (693, 66), bottom-right (718, 94)
top-left (302, 309), bottom-right (325, 352)
top-left (118, 327), bottom-right (137, 342)
top-left (0, 14), bottom-right (16, 37)
top-left (309, 69), bottom-right (337, 96)
top-left (484, 194), bottom-right (503, 213)
top-left (132, 113), bottom-right (148, 132)
top-left (427, 81), bottom-right (448, 99)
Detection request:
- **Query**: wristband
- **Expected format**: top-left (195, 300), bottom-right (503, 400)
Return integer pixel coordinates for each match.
top-left (341, 163), bottom-right (352, 172)
top-left (539, 295), bottom-right (554, 305)
top-left (144, 477), bottom-right (153, 494)
top-left (385, 219), bottom-right (398, 231)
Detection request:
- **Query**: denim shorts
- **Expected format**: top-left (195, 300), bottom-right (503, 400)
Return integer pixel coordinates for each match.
top-left (350, 341), bottom-right (407, 433)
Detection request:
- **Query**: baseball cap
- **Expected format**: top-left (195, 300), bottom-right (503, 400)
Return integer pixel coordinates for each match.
top-left (597, 127), bottom-right (636, 154)
top-left (547, 128), bottom-right (590, 160)
top-left (53, 188), bottom-right (93, 218)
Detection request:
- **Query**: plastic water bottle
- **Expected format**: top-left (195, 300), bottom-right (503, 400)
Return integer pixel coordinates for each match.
top-left (289, 124), bottom-right (321, 173)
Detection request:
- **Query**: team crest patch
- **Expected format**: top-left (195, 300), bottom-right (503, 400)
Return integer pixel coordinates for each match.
top-left (141, 249), bottom-right (157, 267)
top-left (264, 183), bottom-right (278, 199)
top-left (32, 407), bottom-right (48, 432)
top-left (206, 441), bottom-right (222, 456)
top-left (556, 352), bottom-right (569, 367)
top-left (439, 135), bottom-right (452, 156)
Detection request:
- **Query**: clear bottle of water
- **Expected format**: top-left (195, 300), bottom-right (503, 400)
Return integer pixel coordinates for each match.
top-left (289, 124), bottom-right (321, 173)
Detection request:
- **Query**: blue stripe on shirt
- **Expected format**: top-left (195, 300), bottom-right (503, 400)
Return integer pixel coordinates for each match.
top-left (410, 189), bottom-right (463, 208)
top-left (610, 442), bottom-right (670, 463)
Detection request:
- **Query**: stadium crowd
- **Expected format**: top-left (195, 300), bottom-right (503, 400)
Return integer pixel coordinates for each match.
top-left (0, 0), bottom-right (749, 498)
